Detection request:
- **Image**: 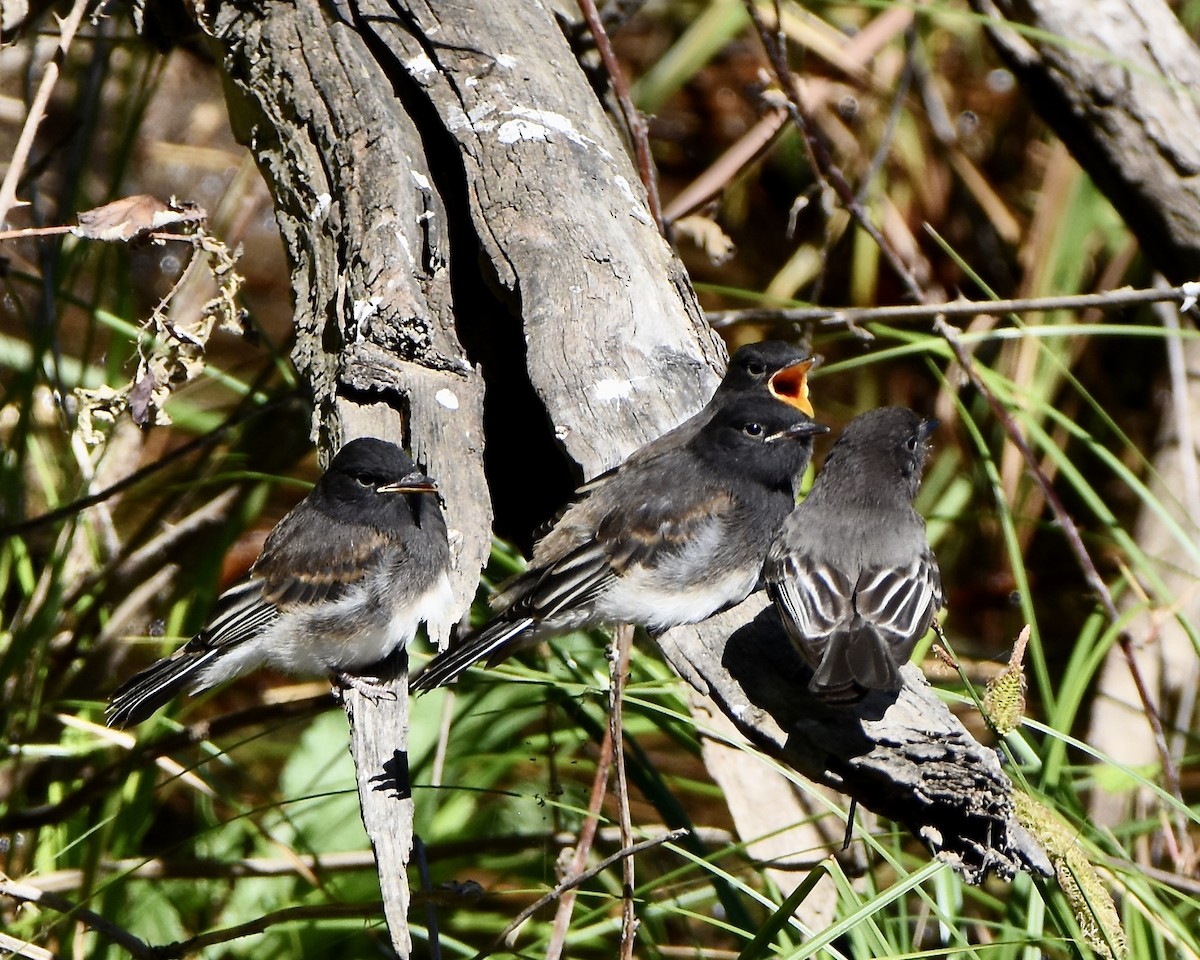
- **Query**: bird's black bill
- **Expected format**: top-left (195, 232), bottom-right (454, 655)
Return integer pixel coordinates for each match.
top-left (379, 471), bottom-right (438, 495)
top-left (768, 357), bottom-right (817, 416)
top-left (773, 420), bottom-right (830, 442)
top-left (919, 418), bottom-right (940, 442)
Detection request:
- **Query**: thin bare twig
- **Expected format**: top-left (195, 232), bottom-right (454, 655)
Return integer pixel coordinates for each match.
top-left (706, 281), bottom-right (1200, 332)
top-left (609, 624), bottom-right (639, 960)
top-left (0, 0), bottom-right (92, 227)
top-left (934, 315), bottom-right (1190, 865)
top-left (0, 695), bottom-right (331, 832)
top-left (576, 0), bottom-right (662, 231)
top-left (24, 827), bottom-right (735, 896)
top-left (545, 696), bottom-right (617, 959)
top-left (0, 876), bottom-right (153, 958)
top-left (476, 829), bottom-right (687, 960)
top-left (0, 395), bottom-right (291, 540)
top-left (0, 225), bottom-right (199, 242)
top-left (744, 0), bottom-right (925, 301)
top-left (153, 902), bottom-right (386, 958)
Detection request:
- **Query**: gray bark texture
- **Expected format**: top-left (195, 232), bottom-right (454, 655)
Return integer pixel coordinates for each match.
top-left (972, 0), bottom-right (1200, 284)
top-left (195, 0), bottom-right (1044, 952)
top-left (970, 0), bottom-right (1200, 829)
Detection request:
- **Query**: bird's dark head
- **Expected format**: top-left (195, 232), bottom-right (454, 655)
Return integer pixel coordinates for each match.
top-left (699, 395), bottom-right (829, 488)
top-left (721, 340), bottom-right (817, 417)
top-left (822, 406), bottom-right (936, 501)
top-left (318, 438), bottom-right (440, 519)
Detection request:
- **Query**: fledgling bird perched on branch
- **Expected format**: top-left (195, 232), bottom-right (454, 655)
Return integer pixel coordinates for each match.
top-left (412, 343), bottom-right (826, 692)
top-left (766, 406), bottom-right (943, 703)
top-left (106, 438), bottom-right (454, 727)
top-left (582, 339), bottom-right (818, 481)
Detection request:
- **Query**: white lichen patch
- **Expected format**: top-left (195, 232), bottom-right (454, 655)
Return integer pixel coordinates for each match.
top-left (396, 233), bottom-right (415, 266)
top-left (498, 118), bottom-right (550, 144)
top-left (592, 378), bottom-right (634, 402)
top-left (613, 176), bottom-right (652, 224)
top-left (405, 53), bottom-right (435, 79)
top-left (411, 171), bottom-right (431, 191)
top-left (353, 297), bottom-right (382, 326)
top-left (497, 107), bottom-right (612, 159)
top-left (435, 388), bottom-right (460, 410)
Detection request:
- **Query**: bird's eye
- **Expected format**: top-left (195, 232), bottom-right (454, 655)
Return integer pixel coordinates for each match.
top-left (745, 361), bottom-right (766, 378)
top-left (906, 435), bottom-right (919, 451)
top-left (353, 474), bottom-right (373, 486)
top-left (743, 422), bottom-right (764, 438)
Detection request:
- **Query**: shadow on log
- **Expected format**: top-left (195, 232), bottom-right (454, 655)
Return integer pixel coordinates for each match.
top-left (660, 598), bottom-right (1052, 884)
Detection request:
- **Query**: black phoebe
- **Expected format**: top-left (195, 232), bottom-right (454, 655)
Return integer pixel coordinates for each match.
top-left (412, 390), bottom-right (827, 691)
top-left (766, 406), bottom-right (942, 703)
top-left (579, 340), bottom-right (816, 491)
top-left (106, 438), bottom-right (455, 727)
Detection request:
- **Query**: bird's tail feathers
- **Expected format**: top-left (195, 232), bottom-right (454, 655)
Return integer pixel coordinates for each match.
top-left (106, 647), bottom-right (221, 728)
top-left (807, 629), bottom-right (899, 703)
top-left (410, 615), bottom-right (535, 692)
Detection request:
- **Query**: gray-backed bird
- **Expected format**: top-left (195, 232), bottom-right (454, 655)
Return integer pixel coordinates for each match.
top-left (412, 385), bottom-right (826, 692)
top-left (766, 406), bottom-right (942, 702)
top-left (107, 438), bottom-right (454, 726)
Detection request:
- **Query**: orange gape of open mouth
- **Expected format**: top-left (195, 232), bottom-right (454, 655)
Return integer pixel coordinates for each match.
top-left (768, 357), bottom-right (816, 417)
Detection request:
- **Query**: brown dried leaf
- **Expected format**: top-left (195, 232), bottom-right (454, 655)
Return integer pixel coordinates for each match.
top-left (71, 195), bottom-right (205, 242)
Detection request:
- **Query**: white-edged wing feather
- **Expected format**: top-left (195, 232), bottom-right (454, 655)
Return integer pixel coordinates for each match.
top-left (852, 548), bottom-right (942, 655)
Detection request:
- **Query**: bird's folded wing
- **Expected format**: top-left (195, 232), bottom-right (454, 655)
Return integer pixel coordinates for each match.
top-left (193, 578), bottom-right (279, 651)
top-left (252, 511), bottom-right (400, 608)
top-left (597, 485), bottom-right (736, 572)
top-left (768, 552), bottom-right (855, 641)
top-left (510, 470), bottom-right (735, 618)
top-left (852, 550), bottom-right (943, 646)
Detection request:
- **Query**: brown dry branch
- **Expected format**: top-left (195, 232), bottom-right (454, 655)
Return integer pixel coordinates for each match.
top-left (576, 0), bottom-right (662, 230)
top-left (608, 624), bottom-right (639, 960)
top-left (0, 0), bottom-right (91, 226)
top-left (545, 715), bottom-right (616, 960)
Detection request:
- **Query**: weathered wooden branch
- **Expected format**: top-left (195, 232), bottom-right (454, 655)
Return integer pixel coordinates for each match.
top-left (661, 600), bottom-right (1052, 883)
top-left (196, 0), bottom-right (719, 953)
